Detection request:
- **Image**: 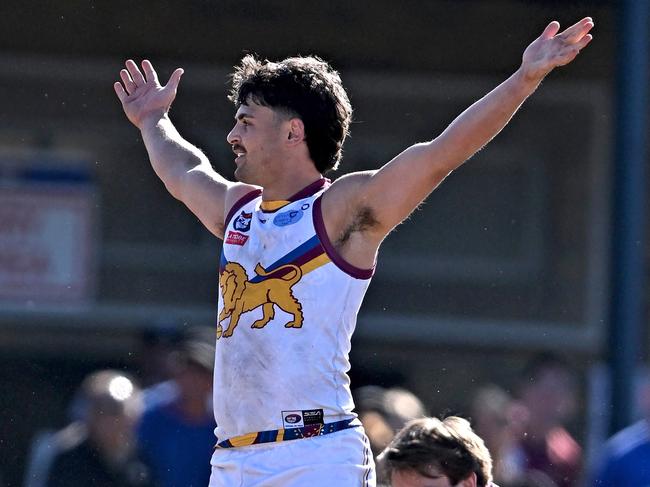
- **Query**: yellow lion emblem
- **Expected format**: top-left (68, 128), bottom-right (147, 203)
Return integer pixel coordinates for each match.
top-left (217, 262), bottom-right (303, 339)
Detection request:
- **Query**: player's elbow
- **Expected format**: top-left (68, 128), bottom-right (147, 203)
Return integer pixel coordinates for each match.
top-left (421, 137), bottom-right (471, 178)
top-left (163, 179), bottom-right (184, 201)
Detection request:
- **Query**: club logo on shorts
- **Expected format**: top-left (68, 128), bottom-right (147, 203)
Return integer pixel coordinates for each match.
top-left (280, 409), bottom-right (324, 429)
top-left (302, 409), bottom-right (324, 426)
top-left (233, 211), bottom-right (252, 232)
top-left (282, 411), bottom-right (304, 428)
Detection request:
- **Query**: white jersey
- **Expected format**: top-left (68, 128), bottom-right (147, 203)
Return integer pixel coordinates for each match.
top-left (213, 178), bottom-right (374, 446)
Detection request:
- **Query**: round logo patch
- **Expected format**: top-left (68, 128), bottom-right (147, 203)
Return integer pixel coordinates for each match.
top-left (284, 414), bottom-right (301, 424)
top-left (273, 209), bottom-right (303, 227)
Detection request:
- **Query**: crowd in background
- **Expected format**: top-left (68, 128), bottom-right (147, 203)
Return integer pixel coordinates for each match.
top-left (22, 326), bottom-right (216, 487)
top-left (18, 345), bottom-right (649, 487)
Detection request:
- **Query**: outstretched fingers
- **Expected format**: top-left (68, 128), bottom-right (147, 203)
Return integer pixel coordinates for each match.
top-left (574, 33), bottom-right (593, 51)
top-left (119, 69), bottom-right (136, 95)
top-left (541, 21), bottom-right (561, 40)
top-left (559, 17), bottom-right (594, 44)
top-left (165, 68), bottom-right (184, 91)
top-left (556, 32), bottom-right (593, 66)
top-left (126, 59), bottom-right (146, 87)
top-left (113, 59), bottom-right (184, 115)
top-left (113, 81), bottom-right (128, 103)
top-left (141, 59), bottom-right (159, 85)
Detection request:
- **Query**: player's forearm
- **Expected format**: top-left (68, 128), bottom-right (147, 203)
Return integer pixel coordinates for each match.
top-left (432, 68), bottom-right (542, 172)
top-left (140, 115), bottom-right (210, 199)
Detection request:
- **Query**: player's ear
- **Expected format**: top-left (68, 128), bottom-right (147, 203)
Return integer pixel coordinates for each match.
top-left (286, 118), bottom-right (305, 146)
top-left (457, 472), bottom-right (477, 487)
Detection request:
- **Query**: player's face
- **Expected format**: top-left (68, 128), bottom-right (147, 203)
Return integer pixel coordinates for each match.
top-left (390, 468), bottom-right (474, 487)
top-left (227, 101), bottom-right (287, 185)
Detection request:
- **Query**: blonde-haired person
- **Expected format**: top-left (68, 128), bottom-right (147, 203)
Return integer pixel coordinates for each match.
top-left (378, 416), bottom-right (499, 487)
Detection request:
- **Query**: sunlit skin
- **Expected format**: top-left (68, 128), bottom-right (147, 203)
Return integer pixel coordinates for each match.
top-left (112, 15), bottom-right (594, 485)
top-left (390, 468), bottom-right (477, 487)
top-left (113, 17), bottom-right (594, 255)
top-left (226, 102), bottom-right (316, 193)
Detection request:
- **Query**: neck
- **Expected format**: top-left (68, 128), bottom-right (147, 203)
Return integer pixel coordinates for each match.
top-left (262, 173), bottom-right (323, 201)
top-left (260, 153), bottom-right (323, 200)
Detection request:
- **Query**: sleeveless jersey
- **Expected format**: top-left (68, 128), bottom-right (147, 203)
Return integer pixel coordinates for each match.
top-left (213, 178), bottom-right (374, 445)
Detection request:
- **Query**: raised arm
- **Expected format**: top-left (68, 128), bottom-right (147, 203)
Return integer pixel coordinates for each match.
top-left (113, 60), bottom-right (253, 238)
top-left (323, 17), bottom-right (594, 265)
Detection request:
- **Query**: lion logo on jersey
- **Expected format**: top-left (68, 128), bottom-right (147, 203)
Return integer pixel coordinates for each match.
top-left (217, 262), bottom-right (303, 339)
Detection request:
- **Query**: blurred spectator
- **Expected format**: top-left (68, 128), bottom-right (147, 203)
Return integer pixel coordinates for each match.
top-left (377, 416), bottom-right (498, 487)
top-left (506, 353), bottom-right (582, 487)
top-left (136, 326), bottom-right (216, 487)
top-left (44, 370), bottom-right (152, 487)
top-left (471, 384), bottom-right (521, 485)
top-left (135, 324), bottom-right (182, 389)
top-left (133, 324), bottom-right (185, 413)
top-left (354, 385), bottom-right (427, 457)
top-left (588, 370), bottom-right (650, 486)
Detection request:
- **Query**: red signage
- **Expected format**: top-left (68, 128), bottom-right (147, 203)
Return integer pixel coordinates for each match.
top-left (0, 185), bottom-right (96, 303)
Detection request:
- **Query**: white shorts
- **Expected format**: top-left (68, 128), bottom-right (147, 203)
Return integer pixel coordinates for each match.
top-left (209, 426), bottom-right (376, 487)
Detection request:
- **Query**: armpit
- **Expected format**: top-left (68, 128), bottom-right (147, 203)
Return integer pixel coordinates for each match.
top-left (336, 206), bottom-right (379, 246)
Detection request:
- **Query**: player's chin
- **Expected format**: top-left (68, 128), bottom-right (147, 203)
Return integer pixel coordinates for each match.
top-left (234, 165), bottom-right (253, 184)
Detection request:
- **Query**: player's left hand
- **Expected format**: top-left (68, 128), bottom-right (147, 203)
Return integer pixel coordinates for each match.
top-left (520, 17), bottom-right (594, 83)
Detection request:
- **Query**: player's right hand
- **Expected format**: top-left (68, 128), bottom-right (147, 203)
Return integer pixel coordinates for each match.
top-left (113, 59), bottom-right (184, 129)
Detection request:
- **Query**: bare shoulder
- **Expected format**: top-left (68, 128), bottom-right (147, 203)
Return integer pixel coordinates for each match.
top-left (321, 171), bottom-right (373, 222)
top-left (323, 170), bottom-right (375, 206)
top-left (321, 170), bottom-right (382, 248)
top-left (224, 182), bottom-right (262, 218)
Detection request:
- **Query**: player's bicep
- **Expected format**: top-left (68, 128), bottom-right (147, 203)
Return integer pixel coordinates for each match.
top-left (358, 142), bottom-right (451, 235)
top-left (175, 165), bottom-right (232, 238)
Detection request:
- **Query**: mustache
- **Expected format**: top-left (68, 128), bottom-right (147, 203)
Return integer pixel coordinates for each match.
top-left (232, 144), bottom-right (246, 153)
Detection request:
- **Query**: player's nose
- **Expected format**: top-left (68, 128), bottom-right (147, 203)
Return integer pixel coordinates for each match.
top-left (227, 125), bottom-right (240, 145)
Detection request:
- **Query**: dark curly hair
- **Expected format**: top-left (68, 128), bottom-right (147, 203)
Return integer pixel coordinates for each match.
top-left (378, 417), bottom-right (493, 486)
top-left (228, 55), bottom-right (352, 174)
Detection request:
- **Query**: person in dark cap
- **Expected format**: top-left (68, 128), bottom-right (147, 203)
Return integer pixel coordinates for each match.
top-left (45, 370), bottom-right (153, 487)
top-left (136, 326), bottom-right (216, 487)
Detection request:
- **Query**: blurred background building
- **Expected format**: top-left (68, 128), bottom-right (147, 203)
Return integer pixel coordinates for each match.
top-left (0, 1), bottom-right (637, 485)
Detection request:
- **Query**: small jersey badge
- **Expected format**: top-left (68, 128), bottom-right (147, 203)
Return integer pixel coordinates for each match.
top-left (282, 411), bottom-right (304, 428)
top-left (233, 211), bottom-right (252, 232)
top-left (273, 209), bottom-right (303, 227)
top-left (225, 231), bottom-right (249, 246)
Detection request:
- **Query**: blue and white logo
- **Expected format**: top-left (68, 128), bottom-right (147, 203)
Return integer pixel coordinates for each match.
top-left (273, 209), bottom-right (303, 227)
top-left (233, 211), bottom-right (252, 232)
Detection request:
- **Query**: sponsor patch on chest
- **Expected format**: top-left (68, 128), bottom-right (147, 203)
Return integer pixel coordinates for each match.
top-left (273, 209), bottom-right (303, 227)
top-left (225, 231), bottom-right (249, 246)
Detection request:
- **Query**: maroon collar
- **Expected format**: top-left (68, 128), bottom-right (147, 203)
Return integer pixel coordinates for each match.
top-left (259, 178), bottom-right (330, 213)
top-left (284, 178), bottom-right (330, 201)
